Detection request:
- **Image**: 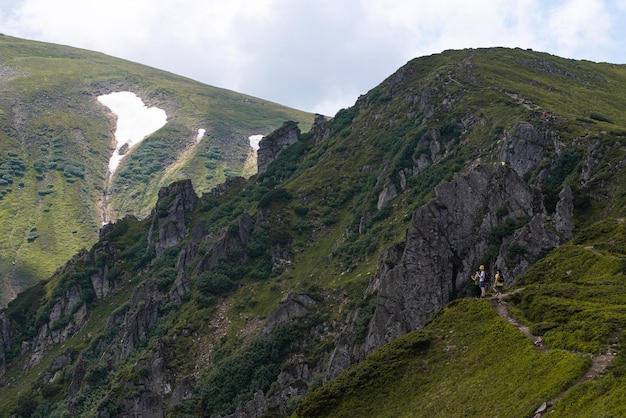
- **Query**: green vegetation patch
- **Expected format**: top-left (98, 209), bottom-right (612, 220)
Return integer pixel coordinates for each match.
top-left (296, 299), bottom-right (588, 418)
top-left (512, 218), bottom-right (626, 353)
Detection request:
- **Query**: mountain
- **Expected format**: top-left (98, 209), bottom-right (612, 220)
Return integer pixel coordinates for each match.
top-left (0, 35), bottom-right (315, 305)
top-left (1, 46), bottom-right (626, 417)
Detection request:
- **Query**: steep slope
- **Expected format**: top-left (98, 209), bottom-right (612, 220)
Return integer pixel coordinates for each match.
top-left (0, 47), bottom-right (625, 417)
top-left (0, 35), bottom-right (315, 305)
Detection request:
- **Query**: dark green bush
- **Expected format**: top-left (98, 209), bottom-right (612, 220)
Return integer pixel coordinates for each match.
top-left (196, 271), bottom-right (236, 296)
top-left (258, 187), bottom-right (292, 208)
top-left (198, 324), bottom-right (299, 416)
top-left (542, 148), bottom-right (583, 213)
top-left (589, 113), bottom-right (612, 123)
top-left (156, 267), bottom-right (177, 292)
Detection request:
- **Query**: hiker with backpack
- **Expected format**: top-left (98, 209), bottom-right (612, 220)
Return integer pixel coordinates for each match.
top-left (479, 265), bottom-right (487, 298)
top-left (493, 269), bottom-right (504, 296)
top-left (471, 270), bottom-right (481, 298)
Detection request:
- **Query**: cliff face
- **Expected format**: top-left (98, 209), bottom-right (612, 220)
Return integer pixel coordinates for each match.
top-left (364, 164), bottom-right (564, 351)
top-left (324, 121), bottom-right (576, 376)
top-left (325, 162), bottom-right (573, 378)
top-left (256, 121), bottom-right (301, 174)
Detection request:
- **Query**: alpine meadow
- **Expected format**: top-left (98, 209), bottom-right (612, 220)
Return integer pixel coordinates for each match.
top-left (1, 35), bottom-right (626, 418)
top-left (0, 35), bottom-right (314, 307)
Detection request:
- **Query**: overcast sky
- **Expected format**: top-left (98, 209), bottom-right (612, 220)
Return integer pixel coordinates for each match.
top-left (1, 0), bottom-right (626, 116)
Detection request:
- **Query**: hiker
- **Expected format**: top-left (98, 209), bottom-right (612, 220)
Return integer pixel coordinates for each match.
top-left (493, 269), bottom-right (504, 296)
top-left (471, 270), bottom-right (481, 298)
top-left (479, 265), bottom-right (487, 297)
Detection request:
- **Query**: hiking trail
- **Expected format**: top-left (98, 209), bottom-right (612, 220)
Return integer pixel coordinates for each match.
top-left (488, 290), bottom-right (620, 417)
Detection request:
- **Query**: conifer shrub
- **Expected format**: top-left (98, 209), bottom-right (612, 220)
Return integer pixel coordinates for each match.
top-left (258, 187), bottom-right (292, 209)
top-left (196, 323), bottom-right (299, 416)
top-left (156, 267), bottom-right (177, 292)
top-left (195, 271), bottom-right (236, 296)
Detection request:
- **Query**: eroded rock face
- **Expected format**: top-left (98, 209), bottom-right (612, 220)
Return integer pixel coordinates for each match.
top-left (261, 293), bottom-right (317, 336)
top-left (257, 121), bottom-right (300, 174)
top-left (0, 313), bottom-right (11, 379)
top-left (148, 179), bottom-right (199, 258)
top-left (499, 121), bottom-right (560, 178)
top-left (327, 163), bottom-right (574, 375)
top-left (553, 186), bottom-right (574, 240)
top-left (22, 283), bottom-right (89, 370)
top-left (364, 165), bottom-right (542, 352)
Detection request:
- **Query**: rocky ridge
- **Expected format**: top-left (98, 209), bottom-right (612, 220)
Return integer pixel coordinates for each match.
top-left (0, 115), bottom-right (576, 417)
top-left (3, 47), bottom-right (621, 417)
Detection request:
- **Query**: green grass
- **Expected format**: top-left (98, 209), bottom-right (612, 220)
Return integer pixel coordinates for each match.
top-left (0, 34), bottom-right (315, 304)
top-left (295, 300), bottom-right (589, 418)
top-left (508, 219), bottom-right (626, 354)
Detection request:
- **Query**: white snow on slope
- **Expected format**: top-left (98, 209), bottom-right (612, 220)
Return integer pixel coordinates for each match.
top-left (249, 134), bottom-right (263, 151)
top-left (97, 91), bottom-right (168, 174)
top-left (197, 128), bottom-right (206, 142)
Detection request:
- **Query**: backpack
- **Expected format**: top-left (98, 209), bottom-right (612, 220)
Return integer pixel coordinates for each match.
top-left (496, 273), bottom-right (504, 286)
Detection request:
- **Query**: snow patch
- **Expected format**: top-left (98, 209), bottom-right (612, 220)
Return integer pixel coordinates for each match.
top-left (197, 128), bottom-right (206, 142)
top-left (249, 134), bottom-right (263, 151)
top-left (97, 91), bottom-right (167, 174)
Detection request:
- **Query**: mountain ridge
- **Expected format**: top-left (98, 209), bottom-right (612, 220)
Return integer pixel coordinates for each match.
top-left (1, 46), bottom-right (626, 417)
top-left (0, 34), bottom-right (315, 305)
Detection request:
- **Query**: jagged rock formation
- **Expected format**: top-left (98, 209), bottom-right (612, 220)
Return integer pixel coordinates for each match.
top-left (148, 180), bottom-right (199, 257)
top-left (327, 163), bottom-right (574, 377)
top-left (260, 293), bottom-right (317, 336)
top-left (256, 121), bottom-right (300, 174)
top-left (499, 121), bottom-right (561, 179)
top-left (0, 313), bottom-right (11, 379)
top-left (310, 113), bottom-right (330, 144)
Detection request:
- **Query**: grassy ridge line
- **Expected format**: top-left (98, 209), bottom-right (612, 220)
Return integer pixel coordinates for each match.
top-left (295, 299), bottom-right (588, 417)
top-left (295, 218), bottom-right (626, 417)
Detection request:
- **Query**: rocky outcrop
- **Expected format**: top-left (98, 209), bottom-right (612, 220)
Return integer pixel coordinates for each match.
top-left (22, 283), bottom-right (89, 369)
top-left (194, 212), bottom-right (255, 274)
top-left (148, 179), bottom-right (199, 258)
top-left (9, 181), bottom-right (200, 416)
top-left (553, 186), bottom-right (574, 240)
top-left (220, 293), bottom-right (322, 418)
top-left (0, 313), bottom-right (11, 379)
top-left (257, 121), bottom-right (300, 174)
top-left (261, 293), bottom-right (316, 336)
top-left (225, 354), bottom-right (321, 418)
top-left (496, 214), bottom-right (560, 280)
top-left (499, 121), bottom-right (560, 179)
top-left (328, 163), bottom-right (574, 375)
top-left (365, 165), bottom-right (542, 351)
top-left (311, 113), bottom-right (330, 144)
top-left (377, 178), bottom-right (398, 210)
top-left (411, 128), bottom-right (444, 174)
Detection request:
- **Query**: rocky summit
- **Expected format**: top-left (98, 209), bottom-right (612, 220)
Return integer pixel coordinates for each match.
top-left (1, 46), bottom-right (626, 417)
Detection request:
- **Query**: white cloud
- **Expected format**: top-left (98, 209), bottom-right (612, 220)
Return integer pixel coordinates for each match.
top-left (1, 0), bottom-right (626, 116)
top-left (545, 0), bottom-right (614, 58)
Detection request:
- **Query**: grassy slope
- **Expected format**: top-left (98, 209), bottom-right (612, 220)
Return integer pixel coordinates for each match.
top-left (295, 300), bottom-right (589, 418)
top-left (291, 49), bottom-right (626, 416)
top-left (295, 218), bottom-right (626, 417)
top-left (0, 34), bottom-right (314, 304)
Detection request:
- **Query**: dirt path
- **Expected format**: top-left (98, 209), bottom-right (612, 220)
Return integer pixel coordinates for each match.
top-left (488, 290), bottom-right (619, 417)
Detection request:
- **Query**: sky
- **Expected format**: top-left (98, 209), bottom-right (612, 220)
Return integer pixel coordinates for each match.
top-left (1, 0), bottom-right (626, 116)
